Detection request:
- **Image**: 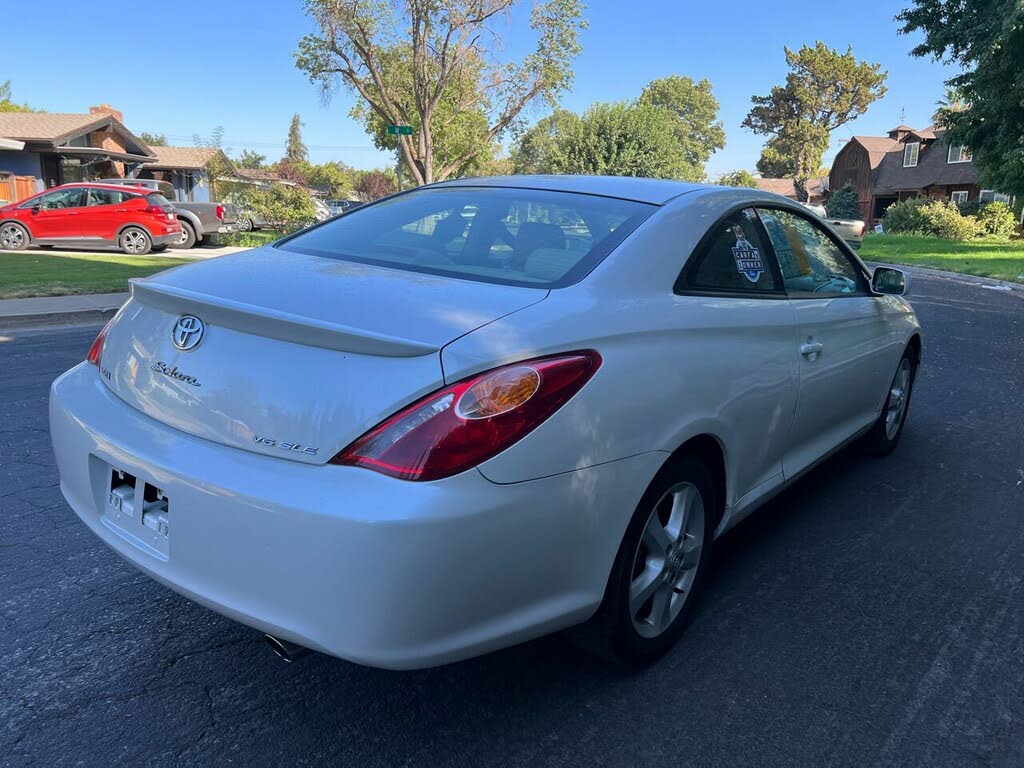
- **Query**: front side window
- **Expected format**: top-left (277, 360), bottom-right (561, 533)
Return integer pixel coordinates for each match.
top-left (277, 187), bottom-right (656, 288)
top-left (950, 190), bottom-right (969, 204)
top-left (757, 208), bottom-right (867, 297)
top-left (947, 145), bottom-right (972, 163)
top-left (903, 142), bottom-right (920, 167)
top-left (24, 188), bottom-right (85, 209)
top-left (679, 208), bottom-right (781, 294)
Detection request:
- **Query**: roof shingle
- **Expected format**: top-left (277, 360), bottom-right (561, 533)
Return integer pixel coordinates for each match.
top-left (144, 146), bottom-right (225, 170)
top-left (0, 112), bottom-right (107, 142)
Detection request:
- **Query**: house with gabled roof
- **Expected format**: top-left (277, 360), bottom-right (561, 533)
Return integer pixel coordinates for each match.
top-left (0, 105), bottom-right (154, 191)
top-left (829, 124), bottom-right (1010, 222)
top-left (135, 145), bottom-right (234, 203)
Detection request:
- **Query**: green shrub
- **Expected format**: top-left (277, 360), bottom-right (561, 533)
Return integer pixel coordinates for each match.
top-left (826, 182), bottom-right (862, 219)
top-left (882, 197), bottom-right (980, 240)
top-left (975, 201), bottom-right (1017, 237)
top-left (956, 199), bottom-right (982, 217)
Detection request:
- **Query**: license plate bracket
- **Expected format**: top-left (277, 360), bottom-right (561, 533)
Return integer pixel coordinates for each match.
top-left (102, 468), bottom-right (170, 561)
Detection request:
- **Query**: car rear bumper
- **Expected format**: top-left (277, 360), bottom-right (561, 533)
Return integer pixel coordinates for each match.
top-left (152, 232), bottom-right (182, 247)
top-left (49, 363), bottom-right (662, 669)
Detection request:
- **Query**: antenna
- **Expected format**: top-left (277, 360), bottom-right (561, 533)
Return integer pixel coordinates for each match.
top-left (900, 106), bottom-right (906, 124)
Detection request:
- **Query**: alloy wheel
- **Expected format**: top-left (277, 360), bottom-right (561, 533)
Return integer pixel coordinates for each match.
top-left (885, 358), bottom-right (912, 439)
top-left (122, 230), bottom-right (148, 254)
top-left (1, 224), bottom-right (25, 250)
top-left (629, 482), bottom-right (705, 639)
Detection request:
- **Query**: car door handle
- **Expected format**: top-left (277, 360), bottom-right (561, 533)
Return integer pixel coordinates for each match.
top-left (115, 208), bottom-right (128, 212)
top-left (800, 341), bottom-right (824, 360)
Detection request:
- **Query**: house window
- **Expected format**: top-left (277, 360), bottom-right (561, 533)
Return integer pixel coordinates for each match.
top-left (903, 142), bottom-right (920, 167)
top-left (947, 145), bottom-right (972, 163)
top-left (979, 190), bottom-right (1012, 204)
top-left (950, 190), bottom-right (969, 204)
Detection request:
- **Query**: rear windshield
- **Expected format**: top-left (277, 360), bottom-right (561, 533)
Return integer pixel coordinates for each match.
top-left (146, 193), bottom-right (173, 208)
top-left (276, 187), bottom-right (656, 288)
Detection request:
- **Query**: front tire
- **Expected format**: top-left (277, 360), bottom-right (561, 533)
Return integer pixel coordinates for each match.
top-left (0, 222), bottom-right (30, 251)
top-left (119, 227), bottom-right (152, 256)
top-left (863, 348), bottom-right (917, 456)
top-left (583, 454), bottom-right (715, 666)
top-left (170, 220), bottom-right (197, 249)
top-left (237, 217), bottom-right (253, 232)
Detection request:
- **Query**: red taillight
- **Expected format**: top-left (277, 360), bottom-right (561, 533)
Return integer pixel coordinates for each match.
top-left (86, 319), bottom-right (113, 367)
top-left (144, 205), bottom-right (165, 215)
top-left (330, 351), bottom-right (602, 481)
top-left (215, 205), bottom-right (225, 220)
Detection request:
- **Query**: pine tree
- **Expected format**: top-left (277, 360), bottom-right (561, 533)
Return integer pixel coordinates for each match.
top-left (826, 182), bottom-right (862, 219)
top-left (286, 114), bottom-right (308, 164)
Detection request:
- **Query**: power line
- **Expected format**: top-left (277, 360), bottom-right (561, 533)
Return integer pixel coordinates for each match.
top-left (150, 132), bottom-right (382, 152)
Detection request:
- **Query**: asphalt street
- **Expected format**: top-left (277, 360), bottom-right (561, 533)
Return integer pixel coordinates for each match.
top-left (2, 272), bottom-right (1022, 767)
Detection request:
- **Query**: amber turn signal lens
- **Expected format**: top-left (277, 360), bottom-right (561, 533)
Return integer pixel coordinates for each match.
top-left (456, 365), bottom-right (541, 419)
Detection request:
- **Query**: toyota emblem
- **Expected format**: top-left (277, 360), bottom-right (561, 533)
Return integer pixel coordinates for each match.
top-left (171, 315), bottom-right (205, 351)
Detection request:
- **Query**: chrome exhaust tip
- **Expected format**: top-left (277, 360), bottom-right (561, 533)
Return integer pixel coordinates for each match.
top-left (264, 633), bottom-right (310, 663)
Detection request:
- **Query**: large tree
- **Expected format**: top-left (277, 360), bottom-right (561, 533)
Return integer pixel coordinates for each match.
top-left (512, 75), bottom-right (725, 180)
top-left (295, 0), bottom-right (586, 185)
top-left (743, 43), bottom-right (887, 200)
top-left (0, 81), bottom-right (36, 113)
top-left (139, 131), bottom-right (168, 147)
top-left (899, 0), bottom-right (1024, 197)
top-left (286, 113), bottom-right (308, 163)
top-left (638, 76), bottom-right (725, 180)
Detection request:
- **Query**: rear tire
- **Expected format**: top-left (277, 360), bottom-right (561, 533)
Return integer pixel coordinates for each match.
top-left (170, 220), bottom-right (197, 249)
top-left (862, 348), bottom-right (917, 456)
top-left (119, 227), bottom-right (152, 256)
top-left (0, 222), bottom-right (30, 251)
top-left (580, 454), bottom-right (716, 667)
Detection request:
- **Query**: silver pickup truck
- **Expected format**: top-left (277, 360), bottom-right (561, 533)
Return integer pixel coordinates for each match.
top-left (801, 202), bottom-right (866, 249)
top-left (99, 178), bottom-right (237, 249)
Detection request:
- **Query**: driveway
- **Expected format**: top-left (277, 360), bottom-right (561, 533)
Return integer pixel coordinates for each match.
top-left (2, 271), bottom-right (1022, 767)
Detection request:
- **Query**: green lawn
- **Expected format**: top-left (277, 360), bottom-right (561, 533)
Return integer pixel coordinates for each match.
top-left (0, 251), bottom-right (196, 299)
top-left (860, 233), bottom-right (1024, 284)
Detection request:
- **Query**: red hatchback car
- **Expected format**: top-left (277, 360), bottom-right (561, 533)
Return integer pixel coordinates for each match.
top-left (0, 182), bottom-right (182, 255)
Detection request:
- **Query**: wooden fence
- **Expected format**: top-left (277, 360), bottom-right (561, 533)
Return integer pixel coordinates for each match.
top-left (0, 174), bottom-right (38, 205)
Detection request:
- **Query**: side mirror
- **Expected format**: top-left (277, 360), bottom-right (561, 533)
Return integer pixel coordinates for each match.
top-left (30, 205), bottom-right (40, 215)
top-left (871, 266), bottom-right (907, 296)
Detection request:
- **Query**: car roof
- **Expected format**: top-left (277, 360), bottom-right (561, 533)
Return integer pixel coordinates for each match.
top-left (59, 182), bottom-right (152, 194)
top-left (428, 175), bottom-right (710, 205)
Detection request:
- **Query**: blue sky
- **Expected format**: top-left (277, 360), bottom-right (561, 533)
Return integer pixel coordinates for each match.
top-left (5, 0), bottom-right (955, 177)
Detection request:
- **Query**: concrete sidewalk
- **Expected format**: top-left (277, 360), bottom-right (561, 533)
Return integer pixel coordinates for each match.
top-left (0, 292), bottom-right (127, 329)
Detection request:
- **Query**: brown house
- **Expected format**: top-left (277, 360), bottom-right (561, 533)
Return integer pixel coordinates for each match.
top-left (829, 125), bottom-right (1007, 222)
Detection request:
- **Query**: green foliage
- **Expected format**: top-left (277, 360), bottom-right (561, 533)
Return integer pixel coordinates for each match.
top-left (974, 201), bottom-right (1017, 237)
top-left (236, 149), bottom-right (266, 169)
top-left (239, 184), bottom-right (317, 232)
top-left (826, 182), bottom-right (862, 219)
top-left (638, 76), bottom-right (725, 180)
top-left (139, 132), bottom-right (167, 146)
top-left (717, 170), bottom-right (758, 188)
top-left (899, 0), bottom-right (1024, 197)
top-left (0, 80), bottom-right (37, 113)
top-left (354, 170), bottom-right (397, 201)
top-left (743, 42), bottom-right (887, 200)
top-left (286, 113), bottom-right (308, 163)
top-left (883, 197), bottom-right (980, 240)
top-left (295, 0), bottom-right (586, 184)
top-left (512, 75), bottom-right (725, 181)
top-left (306, 161), bottom-right (353, 197)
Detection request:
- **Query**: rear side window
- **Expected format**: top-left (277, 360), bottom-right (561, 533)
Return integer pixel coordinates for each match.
top-left (679, 208), bottom-right (781, 294)
top-left (85, 188), bottom-right (132, 206)
top-left (756, 208), bottom-right (867, 296)
top-left (277, 187), bottom-right (656, 288)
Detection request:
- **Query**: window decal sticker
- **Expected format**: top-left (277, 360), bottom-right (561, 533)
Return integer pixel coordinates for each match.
top-left (730, 224), bottom-right (764, 283)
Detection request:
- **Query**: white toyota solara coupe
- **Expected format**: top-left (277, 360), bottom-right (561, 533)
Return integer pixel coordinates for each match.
top-left (50, 176), bottom-right (921, 669)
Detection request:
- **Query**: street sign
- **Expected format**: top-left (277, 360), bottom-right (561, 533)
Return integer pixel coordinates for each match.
top-left (386, 125), bottom-right (414, 136)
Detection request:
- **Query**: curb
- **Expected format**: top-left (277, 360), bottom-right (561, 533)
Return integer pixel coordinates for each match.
top-left (867, 261), bottom-right (1024, 293)
top-left (0, 292), bottom-right (127, 331)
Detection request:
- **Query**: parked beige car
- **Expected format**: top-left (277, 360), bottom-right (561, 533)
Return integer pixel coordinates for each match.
top-left (802, 202), bottom-right (866, 249)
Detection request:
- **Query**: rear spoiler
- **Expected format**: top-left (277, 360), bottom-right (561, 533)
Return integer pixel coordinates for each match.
top-left (129, 279), bottom-right (439, 358)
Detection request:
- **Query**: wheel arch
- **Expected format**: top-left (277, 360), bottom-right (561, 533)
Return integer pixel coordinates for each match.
top-left (176, 210), bottom-right (201, 233)
top-left (0, 217), bottom-right (32, 242)
top-left (906, 332), bottom-right (922, 366)
top-left (662, 433), bottom-right (727, 534)
top-left (116, 222), bottom-right (153, 240)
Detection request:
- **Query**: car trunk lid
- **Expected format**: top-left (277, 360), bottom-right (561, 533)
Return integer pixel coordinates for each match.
top-left (98, 247), bottom-right (547, 463)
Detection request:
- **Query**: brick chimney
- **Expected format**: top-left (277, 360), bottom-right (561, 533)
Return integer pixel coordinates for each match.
top-left (89, 104), bottom-right (123, 122)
